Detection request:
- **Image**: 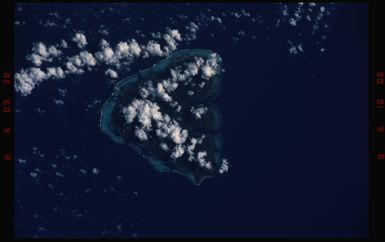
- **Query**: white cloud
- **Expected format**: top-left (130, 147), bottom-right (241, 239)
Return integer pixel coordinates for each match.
top-left (64, 51), bottom-right (96, 73)
top-left (160, 142), bottom-right (169, 152)
top-left (98, 25), bottom-right (109, 36)
top-left (53, 98), bottom-right (64, 105)
top-left (57, 88), bottom-right (67, 97)
top-left (46, 67), bottom-right (65, 79)
top-left (143, 40), bottom-right (164, 57)
top-left (79, 51), bottom-right (97, 66)
top-left (115, 39), bottom-right (142, 58)
top-left (184, 22), bottom-right (200, 42)
top-left (72, 32), bottom-right (88, 48)
top-left (209, 16), bottom-right (222, 24)
top-left (17, 27), bottom-right (188, 96)
top-left (122, 99), bottom-right (162, 129)
top-left (18, 158), bottom-right (27, 164)
top-left (105, 68), bottom-right (118, 78)
top-left (191, 106), bottom-right (208, 119)
top-left (15, 67), bottom-right (48, 96)
top-left (185, 62), bottom-right (199, 77)
top-left (156, 82), bottom-right (172, 102)
top-left (219, 158), bottom-right (229, 174)
top-left (169, 126), bottom-right (188, 144)
top-left (170, 145), bottom-right (185, 159)
top-left (187, 138), bottom-right (198, 161)
top-left (65, 61), bottom-right (84, 74)
top-left (161, 79), bottom-right (178, 92)
top-left (60, 39), bottom-right (68, 48)
top-left (99, 39), bottom-right (110, 48)
top-left (201, 53), bottom-right (221, 80)
top-left (201, 65), bottom-right (215, 79)
top-left (92, 168), bottom-right (99, 175)
top-left (115, 51), bottom-right (230, 174)
top-left (169, 29), bottom-right (182, 41)
top-left (95, 45), bottom-right (117, 64)
top-left (135, 126), bottom-right (148, 141)
top-left (27, 42), bottom-right (62, 66)
top-left (163, 29), bottom-right (182, 54)
top-left (196, 151), bottom-right (208, 167)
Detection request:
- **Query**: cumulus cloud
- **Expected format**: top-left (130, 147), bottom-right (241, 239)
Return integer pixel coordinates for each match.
top-left (163, 29), bottom-right (183, 55)
top-left (98, 25), bottom-right (109, 36)
top-left (46, 67), bottom-right (65, 79)
top-left (64, 51), bottom-right (96, 74)
top-left (53, 98), bottom-right (64, 105)
top-left (122, 99), bottom-right (162, 129)
top-left (72, 32), bottom-right (88, 48)
top-left (27, 42), bottom-right (62, 66)
top-left (15, 26), bottom-right (207, 99)
top-left (135, 126), bottom-right (148, 141)
top-left (219, 158), bottom-right (229, 174)
top-left (105, 68), bottom-right (118, 78)
top-left (143, 40), bottom-right (164, 58)
top-left (95, 43), bottom-right (117, 64)
top-left (191, 105), bottom-right (208, 119)
top-left (170, 145), bottom-right (185, 159)
top-left (184, 22), bottom-right (199, 41)
top-left (187, 137), bottom-right (198, 161)
top-left (115, 39), bottom-right (142, 58)
top-left (196, 151), bottom-right (208, 168)
top-left (160, 142), bottom-right (170, 152)
top-left (60, 39), bottom-right (68, 48)
top-left (14, 67), bottom-right (47, 96)
top-left (79, 51), bottom-right (97, 66)
top-left (14, 66), bottom-right (65, 96)
top-left (201, 53), bottom-right (221, 80)
top-left (64, 61), bottom-right (84, 75)
top-left (116, 51), bottom-right (229, 173)
top-left (156, 82), bottom-right (172, 102)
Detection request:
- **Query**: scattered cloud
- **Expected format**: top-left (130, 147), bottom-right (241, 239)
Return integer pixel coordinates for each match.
top-left (27, 42), bottom-right (62, 66)
top-left (72, 32), bottom-right (88, 48)
top-left (119, 52), bottom-right (228, 173)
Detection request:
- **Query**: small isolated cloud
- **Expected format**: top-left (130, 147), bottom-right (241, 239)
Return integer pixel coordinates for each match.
top-left (53, 98), bottom-right (64, 105)
top-left (57, 88), bottom-right (67, 97)
top-left (60, 39), bottom-right (68, 48)
top-left (72, 32), bottom-right (88, 48)
top-left (219, 158), bottom-right (229, 174)
top-left (92, 168), bottom-right (99, 175)
top-left (160, 142), bottom-right (169, 152)
top-left (105, 68), bottom-right (118, 78)
top-left (191, 105), bottom-right (208, 119)
top-left (98, 25), bottom-right (109, 36)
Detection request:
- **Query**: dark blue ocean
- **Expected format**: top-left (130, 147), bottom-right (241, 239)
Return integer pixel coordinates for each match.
top-left (14, 3), bottom-right (368, 238)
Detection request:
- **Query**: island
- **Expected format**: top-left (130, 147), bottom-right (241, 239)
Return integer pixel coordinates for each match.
top-left (100, 49), bottom-right (229, 185)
